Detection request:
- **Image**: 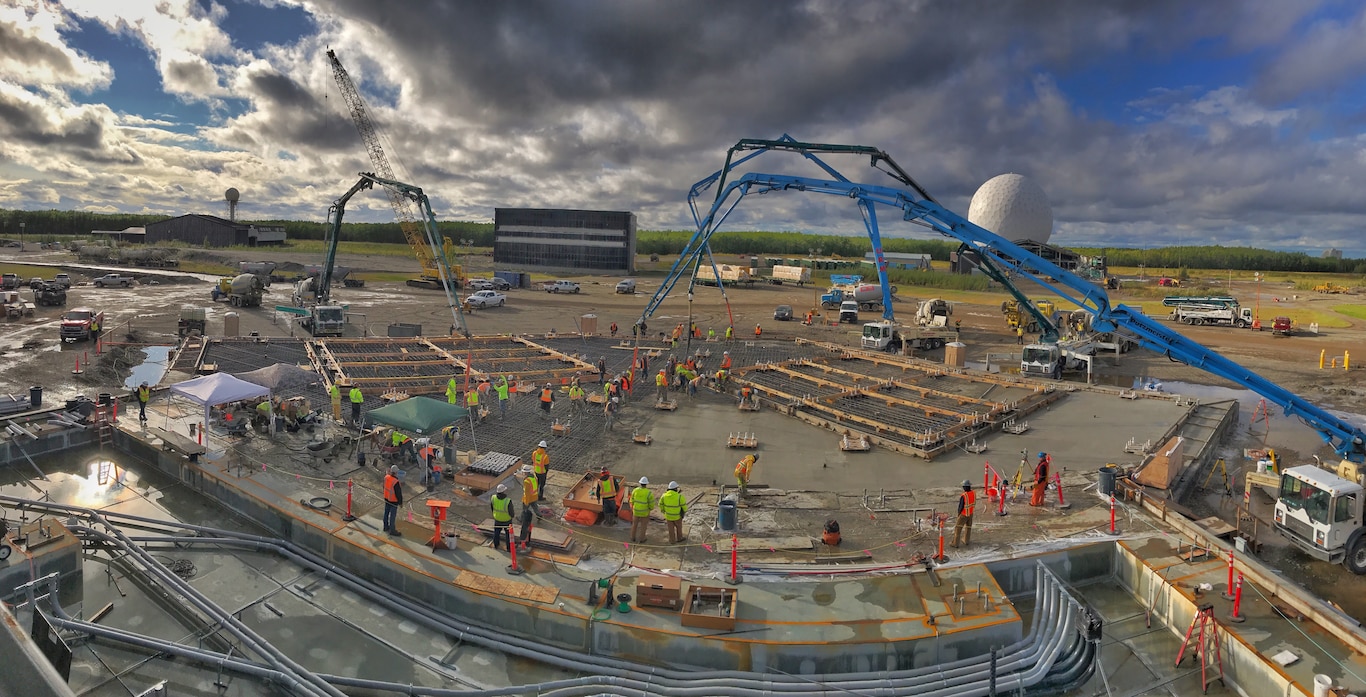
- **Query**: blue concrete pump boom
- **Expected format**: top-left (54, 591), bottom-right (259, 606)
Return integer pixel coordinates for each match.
top-left (700, 170), bottom-right (1366, 461)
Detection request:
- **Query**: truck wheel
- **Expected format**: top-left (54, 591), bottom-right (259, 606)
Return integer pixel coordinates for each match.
top-left (121, 281), bottom-right (129, 287)
top-left (1346, 533), bottom-right (1366, 575)
top-left (95, 282), bottom-right (103, 288)
top-left (1236, 319), bottom-right (1248, 328)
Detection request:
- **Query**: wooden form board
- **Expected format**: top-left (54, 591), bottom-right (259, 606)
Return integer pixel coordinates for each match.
top-left (1135, 436), bottom-right (1185, 489)
top-left (475, 518), bottom-right (575, 551)
top-left (454, 571), bottom-right (560, 604)
top-left (563, 473), bottom-right (623, 513)
top-left (715, 536), bottom-right (815, 553)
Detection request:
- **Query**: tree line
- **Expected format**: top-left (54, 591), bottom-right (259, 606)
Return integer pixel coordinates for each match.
top-left (3, 207), bottom-right (1362, 274)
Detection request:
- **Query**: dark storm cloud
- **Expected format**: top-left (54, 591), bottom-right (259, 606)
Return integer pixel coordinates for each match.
top-left (0, 89), bottom-right (104, 150)
top-left (0, 17), bottom-right (78, 80)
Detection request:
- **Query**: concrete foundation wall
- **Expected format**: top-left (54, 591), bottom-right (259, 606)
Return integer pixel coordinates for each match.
top-left (116, 433), bottom-right (1021, 674)
top-left (1112, 541), bottom-right (1308, 697)
top-left (1, 427), bottom-right (96, 468)
top-left (985, 542), bottom-right (1116, 599)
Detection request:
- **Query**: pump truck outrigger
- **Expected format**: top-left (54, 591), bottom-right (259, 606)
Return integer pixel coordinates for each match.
top-left (640, 135), bottom-right (1366, 572)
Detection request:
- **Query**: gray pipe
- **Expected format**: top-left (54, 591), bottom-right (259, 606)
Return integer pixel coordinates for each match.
top-left (63, 523), bottom-right (343, 697)
top-left (9, 495), bottom-right (1088, 697)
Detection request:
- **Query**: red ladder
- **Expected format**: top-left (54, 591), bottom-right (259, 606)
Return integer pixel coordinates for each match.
top-left (1175, 603), bottom-right (1225, 693)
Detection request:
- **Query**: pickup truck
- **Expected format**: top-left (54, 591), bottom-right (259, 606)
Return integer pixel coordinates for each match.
top-left (543, 280), bottom-right (581, 294)
top-left (53, 273), bottom-right (73, 289)
top-left (465, 290), bottom-right (507, 308)
top-left (0, 273), bottom-right (20, 290)
top-left (93, 273), bottom-right (135, 288)
top-left (60, 307), bottom-right (104, 342)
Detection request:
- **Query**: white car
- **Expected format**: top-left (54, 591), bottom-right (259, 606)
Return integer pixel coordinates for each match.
top-left (465, 290), bottom-right (506, 308)
top-left (544, 280), bottom-right (581, 294)
top-left (468, 278), bottom-right (494, 291)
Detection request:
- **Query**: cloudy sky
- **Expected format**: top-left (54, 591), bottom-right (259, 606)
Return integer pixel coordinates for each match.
top-left (3, 0), bottom-right (1366, 255)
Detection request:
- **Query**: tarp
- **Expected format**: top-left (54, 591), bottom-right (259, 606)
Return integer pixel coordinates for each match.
top-left (367, 396), bottom-right (467, 435)
top-left (170, 373), bottom-right (272, 426)
top-left (233, 363), bottom-right (318, 392)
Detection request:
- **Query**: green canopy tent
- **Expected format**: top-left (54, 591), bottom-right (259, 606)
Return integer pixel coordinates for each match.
top-left (366, 396), bottom-right (468, 435)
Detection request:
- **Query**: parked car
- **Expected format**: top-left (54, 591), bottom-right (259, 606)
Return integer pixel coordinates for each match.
top-left (53, 273), bottom-right (73, 289)
top-left (0, 273), bottom-right (19, 290)
top-left (774, 305), bottom-right (793, 321)
top-left (468, 278), bottom-right (495, 291)
top-left (465, 290), bottom-right (507, 308)
top-left (488, 277), bottom-right (511, 291)
top-left (544, 280), bottom-right (581, 294)
top-left (615, 279), bottom-right (637, 294)
top-left (28, 277), bottom-right (45, 290)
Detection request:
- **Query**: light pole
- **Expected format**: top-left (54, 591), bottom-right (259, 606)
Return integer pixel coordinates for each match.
top-left (18, 221), bottom-right (24, 252)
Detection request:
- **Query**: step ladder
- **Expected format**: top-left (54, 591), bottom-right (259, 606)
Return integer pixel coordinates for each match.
top-left (1175, 603), bottom-right (1225, 693)
top-left (94, 401), bottom-right (115, 449)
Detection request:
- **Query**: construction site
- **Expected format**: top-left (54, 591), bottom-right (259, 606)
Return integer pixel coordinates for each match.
top-left (2, 56), bottom-right (1366, 697)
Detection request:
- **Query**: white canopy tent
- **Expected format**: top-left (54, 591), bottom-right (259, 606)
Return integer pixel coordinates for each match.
top-left (169, 373), bottom-right (271, 428)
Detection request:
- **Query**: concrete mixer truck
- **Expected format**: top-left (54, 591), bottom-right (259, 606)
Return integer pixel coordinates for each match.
top-left (212, 273), bottom-right (265, 307)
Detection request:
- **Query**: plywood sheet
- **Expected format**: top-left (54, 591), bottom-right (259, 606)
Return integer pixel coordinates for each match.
top-left (1134, 436), bottom-right (1184, 489)
top-left (475, 518), bottom-right (575, 551)
top-left (454, 571), bottom-right (560, 604)
top-left (715, 536), bottom-right (814, 553)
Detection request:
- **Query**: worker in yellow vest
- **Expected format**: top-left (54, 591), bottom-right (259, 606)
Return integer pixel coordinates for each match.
top-left (490, 484), bottom-right (514, 551)
top-left (134, 381), bottom-right (151, 422)
top-left (518, 466), bottom-right (540, 549)
top-left (531, 441), bottom-right (549, 501)
top-left (596, 468), bottom-right (618, 526)
top-left (629, 477), bottom-right (654, 543)
top-left (446, 377), bottom-right (459, 405)
top-left (465, 388), bottom-right (479, 421)
top-left (734, 453), bottom-right (758, 496)
top-left (725, 326), bottom-right (733, 342)
top-left (660, 482), bottom-right (688, 544)
top-left (952, 480), bottom-right (977, 548)
top-left (655, 369), bottom-right (668, 403)
top-left (568, 383), bottom-right (585, 415)
top-left (495, 376), bottom-right (510, 419)
top-left (328, 382), bottom-right (342, 421)
top-left (347, 385), bottom-right (364, 425)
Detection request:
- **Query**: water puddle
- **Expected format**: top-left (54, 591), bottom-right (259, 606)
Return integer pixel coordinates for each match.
top-left (123, 345), bottom-right (173, 389)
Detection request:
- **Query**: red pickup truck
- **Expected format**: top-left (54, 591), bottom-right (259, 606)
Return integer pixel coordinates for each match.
top-left (60, 307), bottom-right (105, 342)
top-left (1271, 316), bottom-right (1294, 336)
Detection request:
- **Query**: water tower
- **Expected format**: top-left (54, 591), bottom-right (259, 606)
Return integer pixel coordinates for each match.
top-left (225, 187), bottom-right (240, 221)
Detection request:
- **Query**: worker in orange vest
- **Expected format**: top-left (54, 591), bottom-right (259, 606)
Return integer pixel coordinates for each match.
top-left (952, 480), bottom-right (976, 548)
top-left (754, 324), bottom-right (762, 338)
top-left (596, 468), bottom-right (619, 525)
top-left (418, 438), bottom-right (441, 491)
top-left (719, 351), bottom-right (732, 370)
top-left (734, 453), bottom-right (758, 496)
top-left (1031, 452), bottom-right (1051, 507)
top-left (382, 465), bottom-right (403, 536)
top-left (539, 383), bottom-right (554, 419)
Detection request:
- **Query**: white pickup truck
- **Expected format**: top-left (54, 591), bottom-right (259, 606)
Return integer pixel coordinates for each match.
top-left (93, 273), bottom-right (135, 288)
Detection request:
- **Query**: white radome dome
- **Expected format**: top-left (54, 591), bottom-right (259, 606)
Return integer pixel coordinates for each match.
top-left (967, 174), bottom-right (1052, 245)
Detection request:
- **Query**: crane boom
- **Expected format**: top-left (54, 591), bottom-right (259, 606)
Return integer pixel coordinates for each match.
top-left (688, 170), bottom-right (1366, 461)
top-left (326, 49), bottom-right (462, 289)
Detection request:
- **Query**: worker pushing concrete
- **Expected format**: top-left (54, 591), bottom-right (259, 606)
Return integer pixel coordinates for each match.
top-left (952, 479), bottom-right (976, 548)
top-left (734, 453), bottom-right (758, 496)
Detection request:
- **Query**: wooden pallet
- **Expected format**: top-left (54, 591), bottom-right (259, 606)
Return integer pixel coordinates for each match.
top-left (552, 419), bottom-right (570, 436)
top-left (738, 402), bottom-right (760, 412)
top-left (727, 432), bottom-right (758, 448)
top-left (839, 433), bottom-right (871, 451)
top-left (632, 432), bottom-right (653, 445)
top-left (654, 400), bottom-right (677, 411)
top-left (454, 571), bottom-right (560, 604)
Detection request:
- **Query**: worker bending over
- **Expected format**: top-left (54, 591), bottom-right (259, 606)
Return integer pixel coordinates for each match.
top-left (734, 453), bottom-right (758, 496)
top-left (596, 468), bottom-right (619, 525)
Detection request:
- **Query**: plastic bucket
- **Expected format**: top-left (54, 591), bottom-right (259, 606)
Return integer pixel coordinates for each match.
top-left (1098, 464), bottom-right (1119, 497)
top-left (1314, 674), bottom-right (1332, 697)
top-left (717, 498), bottom-right (737, 532)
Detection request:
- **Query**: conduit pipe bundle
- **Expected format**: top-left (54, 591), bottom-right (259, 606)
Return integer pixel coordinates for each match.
top-left (5, 495), bottom-right (1093, 697)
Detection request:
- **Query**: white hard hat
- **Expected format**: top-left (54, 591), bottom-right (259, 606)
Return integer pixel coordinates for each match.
top-left (538, 440), bottom-right (548, 448)
top-left (667, 481), bottom-right (679, 490)
top-left (638, 476), bottom-right (649, 486)
top-left (520, 465), bottom-right (533, 475)
top-left (496, 484), bottom-right (507, 493)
